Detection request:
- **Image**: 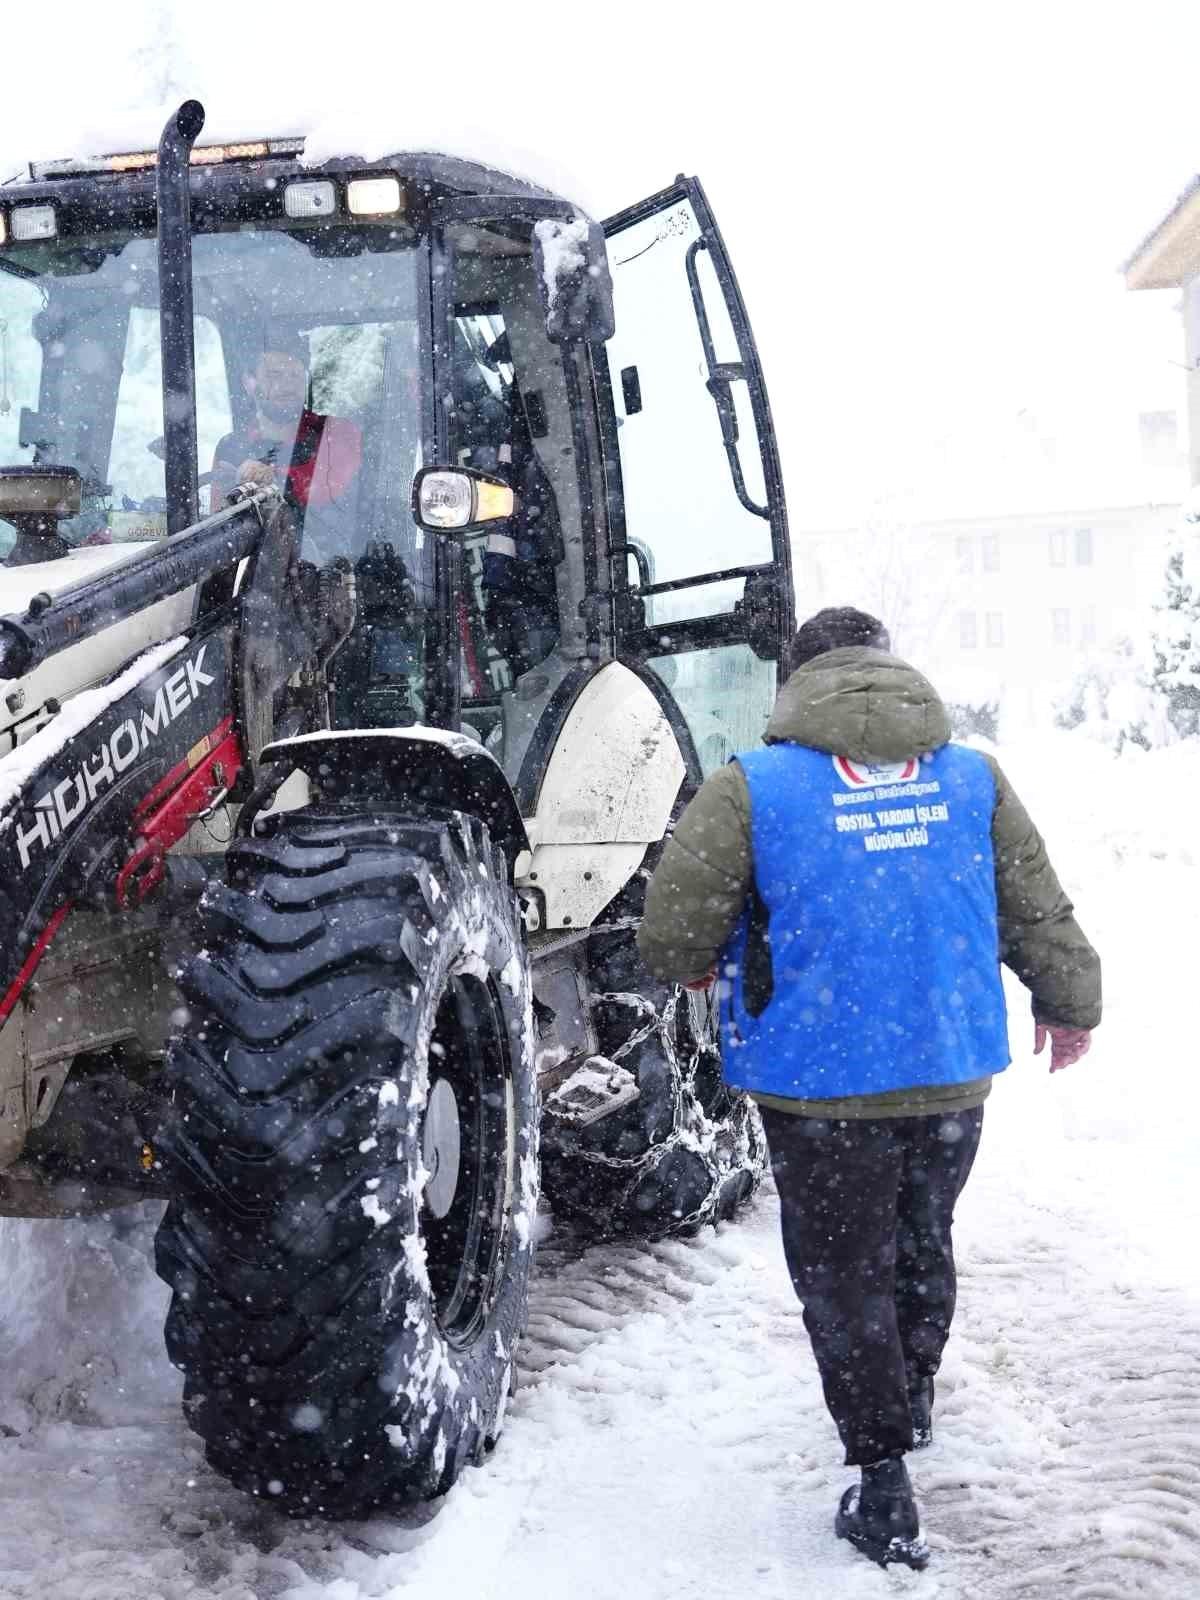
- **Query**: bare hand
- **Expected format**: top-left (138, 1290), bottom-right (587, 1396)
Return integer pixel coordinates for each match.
top-left (235, 459), bottom-right (277, 489)
top-left (682, 968), bottom-right (717, 992)
top-left (1034, 1021), bottom-right (1092, 1073)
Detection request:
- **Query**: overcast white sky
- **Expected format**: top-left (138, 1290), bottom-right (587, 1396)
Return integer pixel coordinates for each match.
top-left (5, 0), bottom-right (1199, 524)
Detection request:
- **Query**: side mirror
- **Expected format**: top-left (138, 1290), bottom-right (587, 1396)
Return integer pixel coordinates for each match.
top-left (533, 218), bottom-right (616, 344)
top-left (0, 466), bottom-right (81, 566)
top-left (0, 466), bottom-right (82, 521)
top-left (412, 466), bottom-right (516, 534)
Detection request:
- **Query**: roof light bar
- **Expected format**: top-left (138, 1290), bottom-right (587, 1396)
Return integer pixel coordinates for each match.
top-left (190, 141), bottom-right (278, 165)
top-left (29, 137), bottom-right (305, 181)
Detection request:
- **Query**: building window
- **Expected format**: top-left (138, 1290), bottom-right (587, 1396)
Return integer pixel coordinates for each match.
top-left (1049, 530), bottom-right (1068, 566)
top-left (959, 611), bottom-right (978, 649)
top-left (956, 535), bottom-right (974, 574)
top-left (1075, 527), bottom-right (1093, 565)
top-left (981, 534), bottom-right (1000, 572)
top-left (1080, 605), bottom-right (1097, 646)
top-left (985, 611), bottom-right (1004, 648)
top-left (1051, 608), bottom-right (1070, 646)
top-left (1139, 409), bottom-right (1179, 468)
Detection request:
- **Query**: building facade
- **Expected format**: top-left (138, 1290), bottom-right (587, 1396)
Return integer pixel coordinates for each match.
top-left (795, 499), bottom-right (1178, 733)
top-left (1126, 177), bottom-right (1200, 487)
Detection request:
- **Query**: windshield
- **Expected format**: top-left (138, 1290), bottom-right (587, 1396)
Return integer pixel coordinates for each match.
top-left (0, 220), bottom-right (434, 717)
top-left (0, 226), bottom-right (423, 548)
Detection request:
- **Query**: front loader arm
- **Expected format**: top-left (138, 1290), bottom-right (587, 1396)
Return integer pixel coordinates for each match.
top-left (0, 483), bottom-right (327, 1184)
top-left (0, 493), bottom-right (269, 682)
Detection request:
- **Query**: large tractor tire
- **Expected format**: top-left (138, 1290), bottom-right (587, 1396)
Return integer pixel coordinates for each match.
top-left (539, 863), bottom-right (766, 1242)
top-left (154, 809), bottom-right (537, 1518)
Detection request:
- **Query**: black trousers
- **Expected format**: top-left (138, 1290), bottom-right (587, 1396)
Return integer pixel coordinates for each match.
top-left (758, 1104), bottom-right (984, 1466)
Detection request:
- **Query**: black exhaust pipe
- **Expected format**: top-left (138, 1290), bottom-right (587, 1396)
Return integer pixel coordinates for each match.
top-left (157, 100), bottom-right (205, 536)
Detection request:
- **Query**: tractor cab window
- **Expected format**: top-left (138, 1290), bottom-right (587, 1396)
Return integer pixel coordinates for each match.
top-left (444, 222), bottom-right (580, 757)
top-left (0, 223), bottom-right (438, 722)
top-left (0, 263), bottom-right (231, 550)
top-left (0, 274), bottom-right (44, 471)
top-left (450, 304), bottom-right (563, 708)
top-left (602, 180), bottom-right (793, 775)
top-left (0, 228), bottom-right (424, 559)
top-left (111, 306), bottom-right (230, 531)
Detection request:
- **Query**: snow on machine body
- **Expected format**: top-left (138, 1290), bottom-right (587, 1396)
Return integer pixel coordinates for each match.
top-left (0, 103), bottom-right (794, 1512)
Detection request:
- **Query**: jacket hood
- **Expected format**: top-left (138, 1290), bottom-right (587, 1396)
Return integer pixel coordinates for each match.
top-left (766, 646), bottom-right (951, 762)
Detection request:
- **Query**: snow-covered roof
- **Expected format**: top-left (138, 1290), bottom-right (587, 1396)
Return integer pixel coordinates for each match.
top-left (1, 97), bottom-right (598, 216)
top-left (1124, 173), bottom-right (1200, 290)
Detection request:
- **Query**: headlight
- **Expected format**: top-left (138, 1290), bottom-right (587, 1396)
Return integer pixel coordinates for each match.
top-left (10, 205), bottom-right (56, 242)
top-left (413, 468), bottom-right (515, 532)
top-left (417, 471), bottom-right (476, 530)
top-left (347, 176), bottom-right (403, 217)
top-left (284, 180), bottom-right (336, 219)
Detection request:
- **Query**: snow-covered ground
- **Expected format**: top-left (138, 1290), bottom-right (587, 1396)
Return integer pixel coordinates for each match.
top-left (1, 730), bottom-right (1197, 1599)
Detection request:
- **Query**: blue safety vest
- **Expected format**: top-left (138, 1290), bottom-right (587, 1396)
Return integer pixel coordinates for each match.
top-left (719, 743), bottom-right (1011, 1101)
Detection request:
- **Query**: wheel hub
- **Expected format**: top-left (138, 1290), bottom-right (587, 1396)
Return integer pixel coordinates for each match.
top-left (422, 973), bottom-right (514, 1345)
top-left (422, 1076), bottom-right (462, 1220)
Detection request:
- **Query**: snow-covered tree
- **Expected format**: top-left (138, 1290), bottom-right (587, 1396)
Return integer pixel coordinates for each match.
top-left (1054, 635), bottom-right (1161, 751)
top-left (1149, 538), bottom-right (1200, 738)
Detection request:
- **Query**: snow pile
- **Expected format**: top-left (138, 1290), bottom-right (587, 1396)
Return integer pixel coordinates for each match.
top-left (993, 728), bottom-right (1200, 876)
top-left (533, 217), bottom-right (590, 315)
top-left (0, 1208), bottom-right (176, 1436)
top-left (272, 725), bottom-right (484, 758)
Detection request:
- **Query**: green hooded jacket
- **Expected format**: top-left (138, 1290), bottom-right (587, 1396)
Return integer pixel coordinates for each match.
top-left (636, 646), bottom-right (1102, 1119)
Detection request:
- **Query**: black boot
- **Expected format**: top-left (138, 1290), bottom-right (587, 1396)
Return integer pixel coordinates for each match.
top-left (909, 1374), bottom-right (935, 1449)
top-left (835, 1455), bottom-right (929, 1570)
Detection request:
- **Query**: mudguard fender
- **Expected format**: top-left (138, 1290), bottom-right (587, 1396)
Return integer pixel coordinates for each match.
top-left (258, 728), bottom-right (530, 872)
top-left (517, 662), bottom-right (687, 929)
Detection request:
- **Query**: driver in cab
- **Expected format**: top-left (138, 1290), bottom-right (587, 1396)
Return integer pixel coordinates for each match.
top-left (211, 351), bottom-right (362, 554)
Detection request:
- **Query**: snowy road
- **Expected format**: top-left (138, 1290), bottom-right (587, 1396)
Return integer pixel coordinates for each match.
top-left (1, 734), bottom-right (1198, 1599)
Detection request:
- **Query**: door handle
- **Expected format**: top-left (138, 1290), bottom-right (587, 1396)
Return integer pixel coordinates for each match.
top-left (610, 541), bottom-right (651, 589)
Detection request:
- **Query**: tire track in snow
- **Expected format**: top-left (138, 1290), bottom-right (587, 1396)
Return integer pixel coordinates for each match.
top-left (0, 1164), bottom-right (1198, 1597)
top-left (519, 1225), bottom-right (729, 1375)
top-left (919, 1175), bottom-right (1200, 1598)
top-left (506, 1178), bottom-right (1200, 1600)
top-left (354, 1199), bottom-right (854, 1600)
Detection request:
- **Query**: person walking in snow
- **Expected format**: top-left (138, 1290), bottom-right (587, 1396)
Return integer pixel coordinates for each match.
top-left (636, 605), bottom-right (1101, 1571)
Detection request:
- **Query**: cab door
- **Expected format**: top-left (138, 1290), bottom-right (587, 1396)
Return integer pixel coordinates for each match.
top-left (601, 178), bottom-right (794, 776)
